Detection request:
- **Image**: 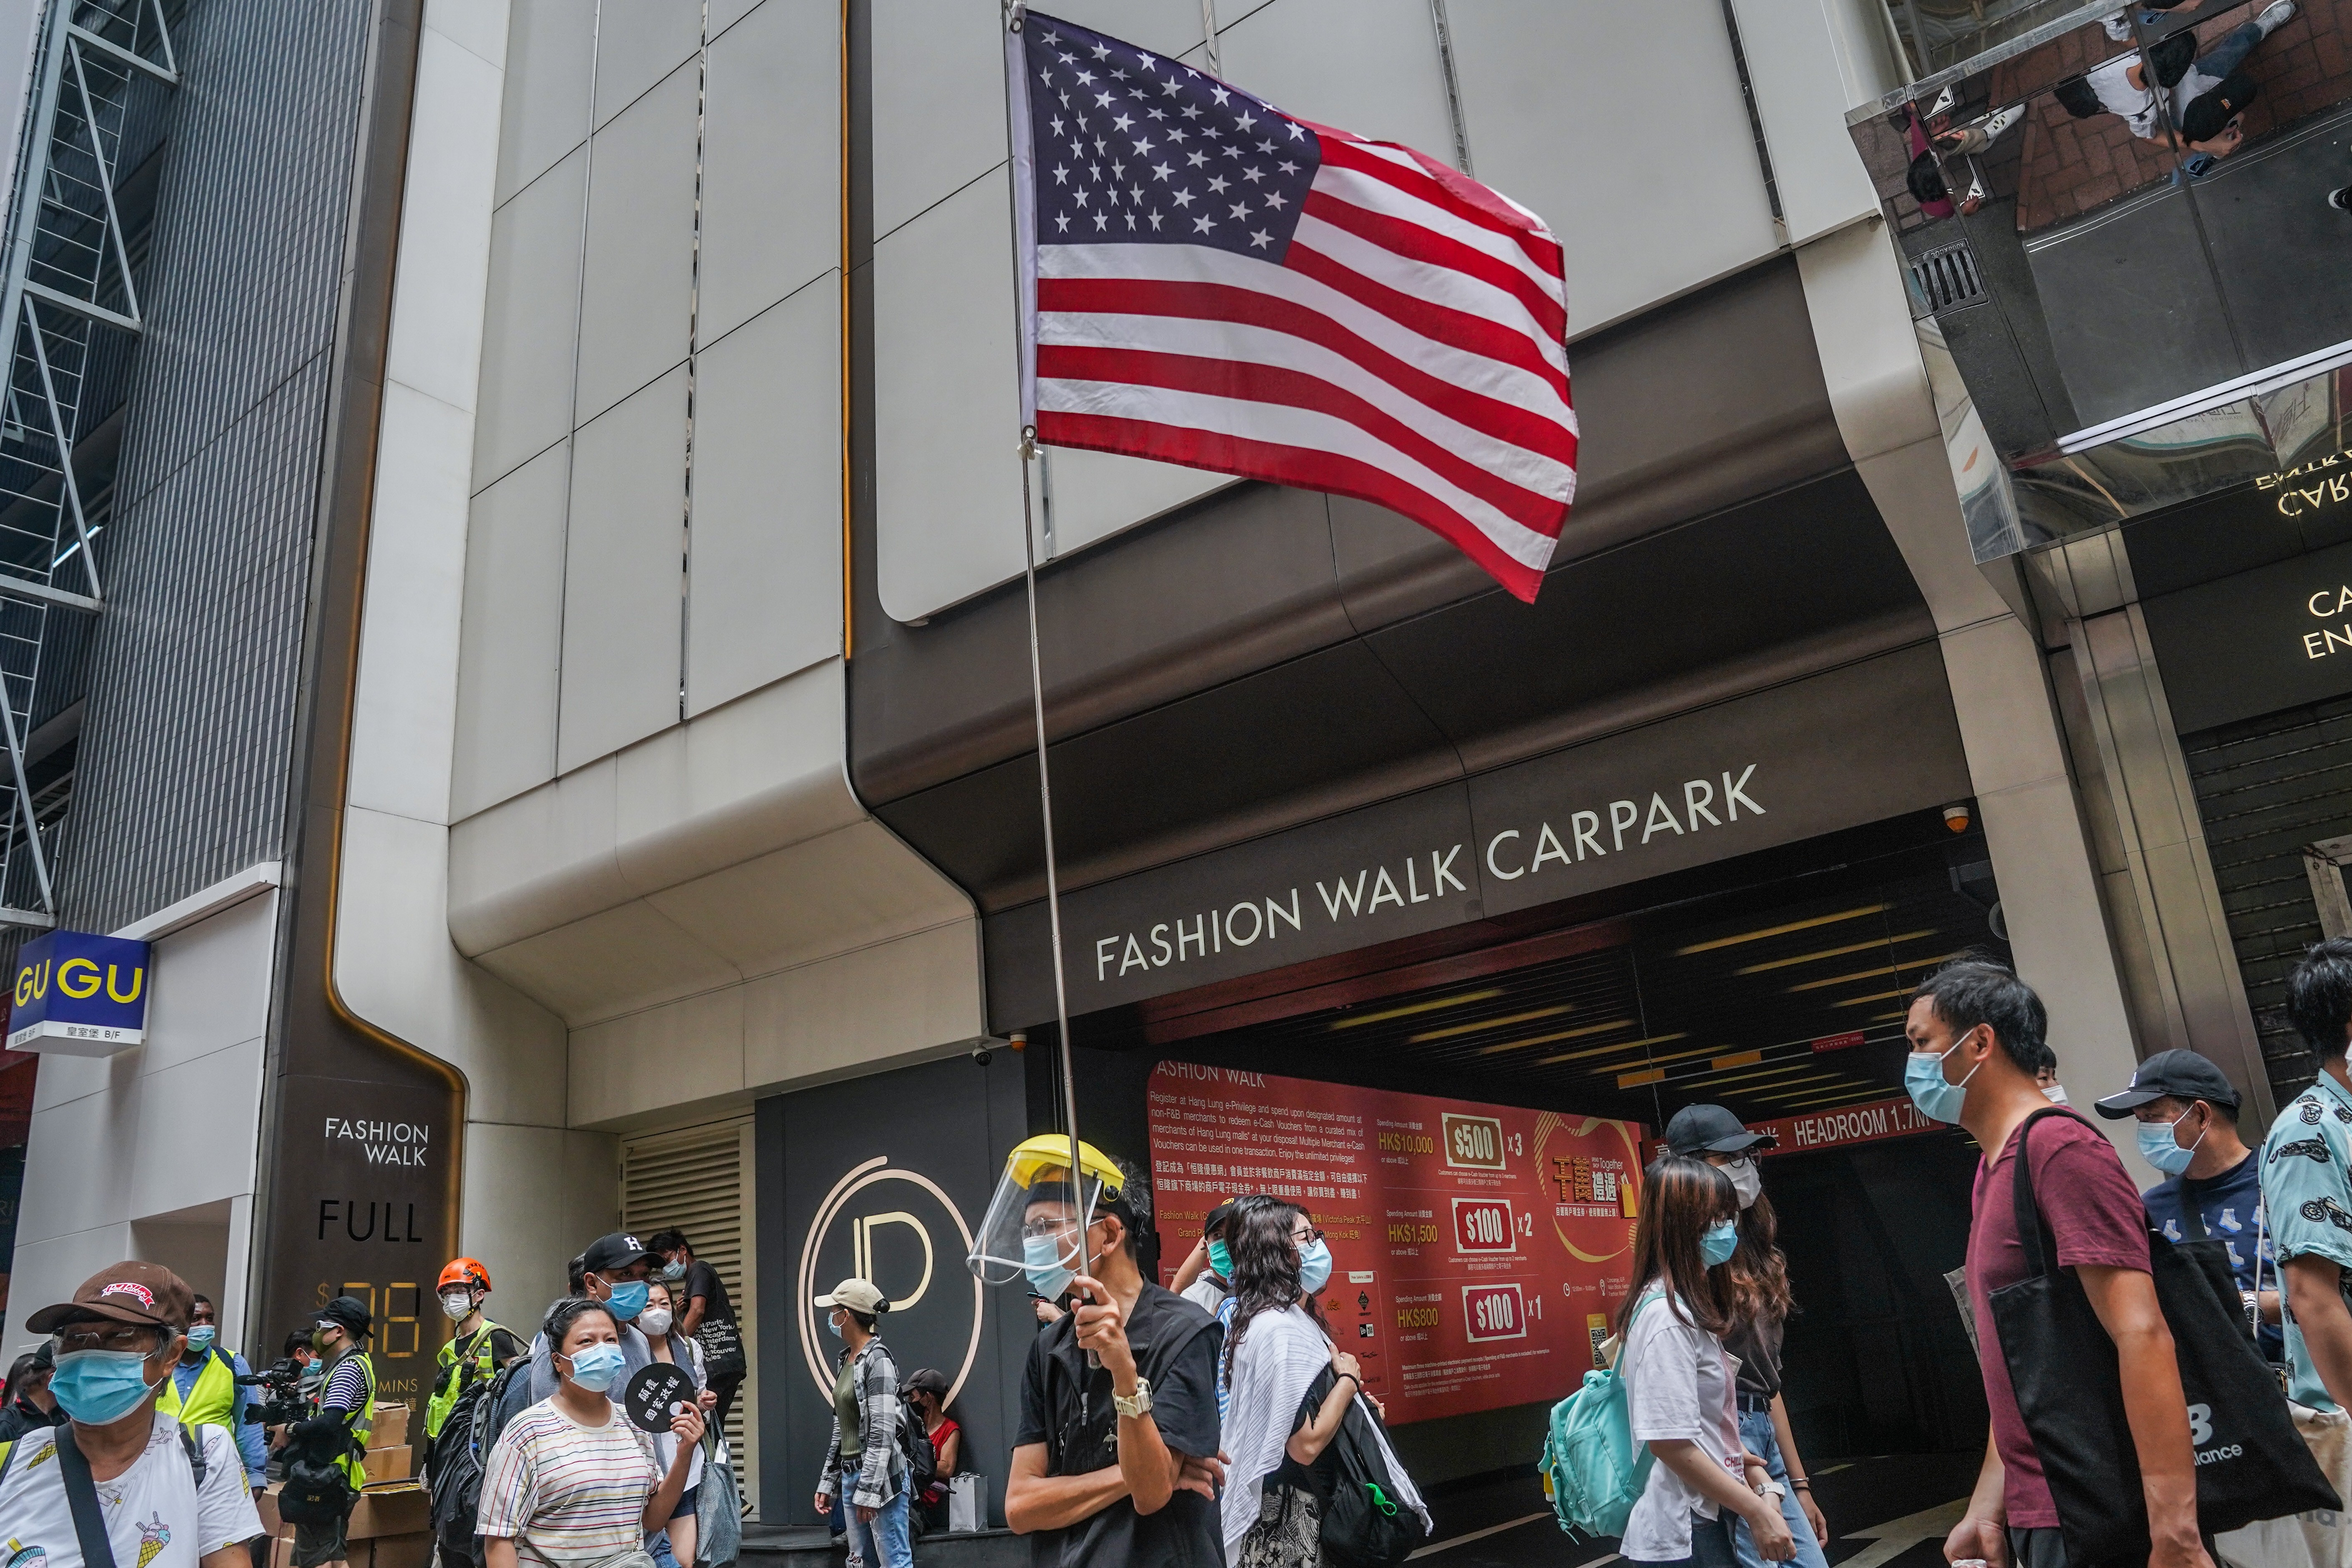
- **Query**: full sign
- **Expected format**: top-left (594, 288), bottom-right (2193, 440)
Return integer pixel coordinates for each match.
top-left (7, 929), bottom-right (151, 1055)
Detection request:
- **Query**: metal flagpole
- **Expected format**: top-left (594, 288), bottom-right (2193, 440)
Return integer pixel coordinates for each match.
top-left (1000, 2), bottom-right (1095, 1342)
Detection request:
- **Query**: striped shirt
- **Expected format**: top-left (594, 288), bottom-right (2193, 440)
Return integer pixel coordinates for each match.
top-left (476, 1401), bottom-right (659, 1568)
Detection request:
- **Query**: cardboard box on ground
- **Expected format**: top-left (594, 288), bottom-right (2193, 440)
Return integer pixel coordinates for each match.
top-left (256, 1401), bottom-right (429, 1562)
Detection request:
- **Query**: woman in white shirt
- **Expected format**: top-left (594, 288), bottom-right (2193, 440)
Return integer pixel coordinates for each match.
top-left (639, 1278), bottom-right (711, 1568)
top-left (1217, 1198), bottom-right (1428, 1565)
top-left (1618, 1156), bottom-right (1796, 1568)
top-left (478, 1297), bottom-right (704, 1568)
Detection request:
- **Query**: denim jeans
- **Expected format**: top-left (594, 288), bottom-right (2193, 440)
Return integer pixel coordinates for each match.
top-left (839, 1467), bottom-right (914, 1568)
top-left (1729, 1408), bottom-right (1828, 1568)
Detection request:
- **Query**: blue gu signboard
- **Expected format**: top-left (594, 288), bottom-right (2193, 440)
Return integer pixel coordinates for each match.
top-left (6, 930), bottom-right (151, 1055)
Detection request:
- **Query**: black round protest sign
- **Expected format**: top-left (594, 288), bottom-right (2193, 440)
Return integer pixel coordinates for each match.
top-left (623, 1362), bottom-right (695, 1433)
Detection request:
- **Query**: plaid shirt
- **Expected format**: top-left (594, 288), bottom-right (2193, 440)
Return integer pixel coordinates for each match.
top-left (815, 1336), bottom-right (904, 1510)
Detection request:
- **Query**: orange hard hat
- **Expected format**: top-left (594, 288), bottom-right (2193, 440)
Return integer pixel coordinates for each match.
top-left (437, 1257), bottom-right (491, 1293)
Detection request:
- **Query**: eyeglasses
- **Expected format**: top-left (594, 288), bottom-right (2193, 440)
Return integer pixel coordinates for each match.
top-left (54, 1325), bottom-right (162, 1356)
top-left (1020, 1218), bottom-right (1091, 1240)
top-left (1290, 1227), bottom-right (1324, 1247)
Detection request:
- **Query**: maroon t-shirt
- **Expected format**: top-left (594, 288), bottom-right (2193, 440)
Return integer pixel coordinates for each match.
top-left (1966, 1110), bottom-right (2151, 1527)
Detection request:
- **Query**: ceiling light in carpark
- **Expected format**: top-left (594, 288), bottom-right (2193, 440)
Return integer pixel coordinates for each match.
top-left (1785, 952), bottom-right (1956, 993)
top-left (1527, 1030), bottom-right (1686, 1065)
top-left (1834, 986), bottom-right (1917, 1007)
top-left (1409, 1004), bottom-right (1574, 1044)
top-left (1672, 904), bottom-right (1892, 957)
top-left (1326, 987), bottom-right (1505, 1030)
top-left (1478, 1018), bottom-right (1643, 1056)
top-left (1733, 930), bottom-right (1937, 975)
top-left (1689, 1062), bottom-right (1838, 1091)
top-left (1767, 1084), bottom-right (1902, 1109)
top-left (1712, 1049), bottom-right (1763, 1070)
top-left (1569, 1040), bottom-right (1727, 1074)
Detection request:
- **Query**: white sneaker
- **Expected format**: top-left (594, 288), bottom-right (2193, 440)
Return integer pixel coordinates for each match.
top-left (2257, 0), bottom-right (2297, 36)
top-left (2103, 12), bottom-right (2134, 40)
top-left (1979, 103), bottom-right (2027, 141)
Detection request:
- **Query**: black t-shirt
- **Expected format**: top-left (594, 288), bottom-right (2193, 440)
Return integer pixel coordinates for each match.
top-left (686, 1259), bottom-right (736, 1327)
top-left (1014, 1281), bottom-right (1225, 1568)
top-left (1723, 1311), bottom-right (1784, 1400)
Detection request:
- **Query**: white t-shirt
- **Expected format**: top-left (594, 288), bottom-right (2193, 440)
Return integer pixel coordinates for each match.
top-left (2086, 55), bottom-right (2164, 138)
top-left (0, 1413), bottom-right (262, 1568)
top-left (1621, 1289), bottom-right (1745, 1563)
top-left (1179, 1276), bottom-right (1229, 1315)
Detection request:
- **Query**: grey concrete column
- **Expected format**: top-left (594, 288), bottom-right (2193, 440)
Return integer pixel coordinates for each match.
top-left (1793, 222), bottom-right (2156, 1181)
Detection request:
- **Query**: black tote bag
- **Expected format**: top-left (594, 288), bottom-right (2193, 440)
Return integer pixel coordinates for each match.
top-left (1988, 1109), bottom-right (2339, 1564)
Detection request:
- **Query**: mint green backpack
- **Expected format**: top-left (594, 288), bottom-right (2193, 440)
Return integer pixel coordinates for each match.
top-left (1539, 1290), bottom-right (1663, 1538)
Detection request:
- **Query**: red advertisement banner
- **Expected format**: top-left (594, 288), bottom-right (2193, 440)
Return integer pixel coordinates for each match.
top-left (1147, 1061), bottom-right (1649, 1425)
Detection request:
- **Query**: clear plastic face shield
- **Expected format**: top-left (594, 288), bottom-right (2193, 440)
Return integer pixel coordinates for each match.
top-left (968, 1134), bottom-right (1120, 1289)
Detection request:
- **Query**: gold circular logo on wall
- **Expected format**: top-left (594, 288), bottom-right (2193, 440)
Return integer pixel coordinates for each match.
top-left (796, 1156), bottom-right (984, 1405)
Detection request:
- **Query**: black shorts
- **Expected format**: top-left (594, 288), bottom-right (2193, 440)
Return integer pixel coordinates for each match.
top-left (291, 1511), bottom-right (349, 1568)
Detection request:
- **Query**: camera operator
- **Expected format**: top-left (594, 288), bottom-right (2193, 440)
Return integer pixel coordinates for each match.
top-left (281, 1295), bottom-right (378, 1568)
top-left (158, 1294), bottom-right (270, 1499)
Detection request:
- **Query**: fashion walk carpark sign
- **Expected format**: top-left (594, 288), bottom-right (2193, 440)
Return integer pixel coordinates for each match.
top-left (986, 644), bottom-right (1970, 1024)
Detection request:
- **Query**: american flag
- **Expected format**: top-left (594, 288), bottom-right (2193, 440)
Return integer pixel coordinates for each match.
top-left (1005, 12), bottom-right (1577, 603)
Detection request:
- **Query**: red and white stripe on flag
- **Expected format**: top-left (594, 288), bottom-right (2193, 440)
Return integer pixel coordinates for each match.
top-left (1006, 13), bottom-right (1576, 603)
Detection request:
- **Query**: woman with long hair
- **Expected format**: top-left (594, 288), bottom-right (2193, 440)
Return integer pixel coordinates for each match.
top-left (1617, 1155), bottom-right (1795, 1568)
top-left (1217, 1198), bottom-right (1427, 1566)
top-left (638, 1277), bottom-right (711, 1568)
top-left (1665, 1108), bottom-right (1831, 1568)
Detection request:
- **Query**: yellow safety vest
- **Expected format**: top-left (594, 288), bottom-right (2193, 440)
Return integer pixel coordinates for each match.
top-left (425, 1320), bottom-right (508, 1440)
top-left (155, 1347), bottom-right (238, 1434)
top-left (319, 1350), bottom-right (378, 1488)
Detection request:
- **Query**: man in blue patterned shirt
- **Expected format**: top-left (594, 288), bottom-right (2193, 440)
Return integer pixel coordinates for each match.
top-left (2264, 939), bottom-right (2352, 1412)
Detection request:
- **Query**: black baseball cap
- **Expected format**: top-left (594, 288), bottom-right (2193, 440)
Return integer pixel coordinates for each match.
top-left (1664, 1104), bottom-right (1776, 1156)
top-left (581, 1231), bottom-right (661, 1276)
top-left (316, 1295), bottom-right (375, 1339)
top-left (2180, 73), bottom-right (2256, 143)
top-left (2094, 1049), bottom-right (2242, 1119)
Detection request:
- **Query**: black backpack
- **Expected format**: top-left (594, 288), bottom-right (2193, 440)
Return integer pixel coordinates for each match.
top-left (1297, 1370), bottom-right (1428, 1568)
top-left (898, 1404), bottom-right (937, 1495)
top-left (427, 1374), bottom-right (500, 1544)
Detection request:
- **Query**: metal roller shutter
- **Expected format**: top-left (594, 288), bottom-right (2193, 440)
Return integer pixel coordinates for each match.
top-left (2181, 692), bottom-right (2352, 1109)
top-left (622, 1118), bottom-right (758, 1518)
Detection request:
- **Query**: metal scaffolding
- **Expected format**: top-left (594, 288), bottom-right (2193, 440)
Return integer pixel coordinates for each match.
top-left (0, 0), bottom-right (175, 927)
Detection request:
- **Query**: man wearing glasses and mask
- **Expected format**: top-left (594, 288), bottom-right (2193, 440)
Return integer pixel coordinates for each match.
top-left (0, 1261), bottom-right (264, 1568)
top-left (986, 1137), bottom-right (1228, 1566)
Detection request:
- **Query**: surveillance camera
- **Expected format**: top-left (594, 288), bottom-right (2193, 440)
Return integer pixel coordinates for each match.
top-left (971, 1040), bottom-right (994, 1067)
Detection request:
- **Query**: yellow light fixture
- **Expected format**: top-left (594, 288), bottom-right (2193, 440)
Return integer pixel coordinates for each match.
top-left (1834, 986), bottom-right (1916, 1008)
top-left (1328, 987), bottom-right (1504, 1030)
top-left (1672, 904), bottom-right (1892, 957)
top-left (1618, 1066), bottom-right (1666, 1088)
top-left (1478, 1019), bottom-right (1641, 1056)
top-left (1564, 1040), bottom-right (1725, 1074)
top-left (1785, 952), bottom-right (1957, 994)
top-left (1410, 1004), bottom-right (1573, 1044)
top-left (1711, 1049), bottom-right (1764, 1070)
top-left (1733, 930), bottom-right (1937, 975)
top-left (1527, 1029), bottom-right (1686, 1065)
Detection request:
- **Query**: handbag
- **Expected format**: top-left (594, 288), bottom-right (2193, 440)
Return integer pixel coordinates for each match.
top-left (697, 1315), bottom-right (747, 1383)
top-left (1990, 1109), bottom-right (2340, 1564)
top-left (695, 1430), bottom-right (742, 1568)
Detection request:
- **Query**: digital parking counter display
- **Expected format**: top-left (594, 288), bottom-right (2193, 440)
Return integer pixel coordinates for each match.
top-left (1147, 1062), bottom-right (1647, 1425)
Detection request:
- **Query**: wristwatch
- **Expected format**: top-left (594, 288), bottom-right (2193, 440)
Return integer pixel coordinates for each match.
top-left (1759, 1478), bottom-right (1787, 1500)
top-left (1113, 1377), bottom-right (1153, 1418)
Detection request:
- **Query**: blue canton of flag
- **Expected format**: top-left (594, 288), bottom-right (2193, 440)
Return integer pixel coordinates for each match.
top-left (1021, 19), bottom-right (1320, 260)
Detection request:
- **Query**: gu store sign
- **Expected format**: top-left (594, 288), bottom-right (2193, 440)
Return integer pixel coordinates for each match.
top-left (986, 645), bottom-right (1970, 1025)
top-left (7, 929), bottom-right (151, 1055)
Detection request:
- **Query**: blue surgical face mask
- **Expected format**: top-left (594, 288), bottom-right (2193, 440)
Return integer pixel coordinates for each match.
top-left (1905, 1032), bottom-right (1984, 1124)
top-left (1298, 1238), bottom-right (1333, 1295)
top-left (1700, 1218), bottom-right (1740, 1267)
top-left (826, 1309), bottom-right (844, 1339)
top-left (187, 1325), bottom-right (216, 1352)
top-left (1206, 1239), bottom-right (1232, 1280)
top-left (604, 1279), bottom-right (649, 1322)
top-left (1023, 1232), bottom-right (1076, 1302)
top-left (663, 1260), bottom-right (687, 1281)
top-left (2138, 1107), bottom-right (2204, 1176)
top-left (50, 1348), bottom-right (164, 1425)
top-left (562, 1342), bottom-right (627, 1393)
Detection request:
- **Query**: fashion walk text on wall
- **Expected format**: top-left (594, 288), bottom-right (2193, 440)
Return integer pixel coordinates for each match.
top-left (1088, 766), bottom-right (1765, 983)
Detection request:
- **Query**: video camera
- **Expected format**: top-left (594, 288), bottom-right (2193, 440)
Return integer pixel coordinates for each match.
top-left (237, 1359), bottom-right (311, 1428)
